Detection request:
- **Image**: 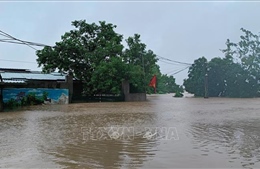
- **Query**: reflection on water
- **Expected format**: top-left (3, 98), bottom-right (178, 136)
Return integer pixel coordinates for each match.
top-left (0, 94), bottom-right (260, 168)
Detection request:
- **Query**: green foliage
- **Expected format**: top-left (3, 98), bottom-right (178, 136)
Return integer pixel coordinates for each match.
top-left (4, 98), bottom-right (20, 109)
top-left (184, 28), bottom-right (260, 98)
top-left (43, 91), bottom-right (48, 100)
top-left (90, 57), bottom-right (127, 94)
top-left (207, 55), bottom-right (258, 97)
top-left (222, 28), bottom-right (260, 77)
top-left (37, 20), bottom-right (124, 95)
top-left (156, 74), bottom-right (182, 94)
top-left (123, 34), bottom-right (158, 93)
top-left (221, 28), bottom-right (260, 97)
top-left (36, 20), bottom-right (181, 96)
top-left (184, 54), bottom-right (259, 98)
top-left (207, 57), bottom-right (231, 97)
top-left (183, 57), bottom-right (208, 97)
top-left (224, 64), bottom-right (258, 97)
top-left (174, 91), bottom-right (184, 97)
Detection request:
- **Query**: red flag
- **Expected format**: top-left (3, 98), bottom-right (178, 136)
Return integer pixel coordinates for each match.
top-left (149, 75), bottom-right (156, 93)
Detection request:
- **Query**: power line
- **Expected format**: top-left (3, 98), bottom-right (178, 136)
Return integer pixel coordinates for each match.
top-left (166, 68), bottom-right (186, 74)
top-left (0, 39), bottom-right (36, 47)
top-left (168, 66), bottom-right (190, 76)
top-left (158, 59), bottom-right (189, 66)
top-left (156, 55), bottom-right (192, 66)
top-left (0, 30), bottom-right (52, 50)
top-left (0, 30), bottom-right (37, 50)
top-left (0, 31), bottom-right (52, 47)
top-left (0, 29), bottom-right (193, 76)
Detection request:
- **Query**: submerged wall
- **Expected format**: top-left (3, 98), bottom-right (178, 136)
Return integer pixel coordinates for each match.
top-left (125, 93), bottom-right (147, 102)
top-left (3, 88), bottom-right (69, 109)
top-left (122, 80), bottom-right (146, 101)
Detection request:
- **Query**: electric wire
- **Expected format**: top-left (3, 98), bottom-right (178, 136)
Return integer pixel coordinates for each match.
top-left (0, 30), bottom-right (191, 76)
top-left (0, 30), bottom-right (52, 50)
top-left (168, 66), bottom-right (190, 76)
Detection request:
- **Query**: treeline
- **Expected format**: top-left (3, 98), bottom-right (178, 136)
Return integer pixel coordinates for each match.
top-left (36, 20), bottom-right (183, 95)
top-left (184, 28), bottom-right (260, 98)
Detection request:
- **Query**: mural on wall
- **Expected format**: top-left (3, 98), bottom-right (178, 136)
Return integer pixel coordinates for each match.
top-left (3, 88), bottom-right (69, 108)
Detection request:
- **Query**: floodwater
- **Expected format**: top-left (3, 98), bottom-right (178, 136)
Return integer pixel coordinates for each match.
top-left (1, 94), bottom-right (260, 168)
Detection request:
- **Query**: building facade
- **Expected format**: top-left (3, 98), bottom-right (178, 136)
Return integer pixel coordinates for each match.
top-left (0, 68), bottom-right (78, 111)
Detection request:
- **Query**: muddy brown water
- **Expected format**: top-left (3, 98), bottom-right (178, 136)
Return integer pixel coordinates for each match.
top-left (0, 94), bottom-right (260, 168)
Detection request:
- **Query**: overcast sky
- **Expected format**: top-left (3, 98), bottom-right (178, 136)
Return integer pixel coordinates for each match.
top-left (0, 1), bottom-right (259, 84)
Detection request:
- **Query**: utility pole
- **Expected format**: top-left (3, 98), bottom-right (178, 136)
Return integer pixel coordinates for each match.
top-left (204, 73), bottom-right (208, 98)
top-left (141, 54), bottom-right (146, 93)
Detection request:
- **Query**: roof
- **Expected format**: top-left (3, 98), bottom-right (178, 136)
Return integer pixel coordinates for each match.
top-left (0, 68), bottom-right (31, 73)
top-left (2, 79), bottom-right (26, 84)
top-left (1, 72), bottom-right (66, 81)
top-left (0, 68), bottom-right (67, 84)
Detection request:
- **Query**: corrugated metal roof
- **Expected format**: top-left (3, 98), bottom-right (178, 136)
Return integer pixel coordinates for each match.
top-left (0, 68), bottom-right (31, 73)
top-left (1, 72), bottom-right (66, 81)
top-left (2, 79), bottom-right (26, 83)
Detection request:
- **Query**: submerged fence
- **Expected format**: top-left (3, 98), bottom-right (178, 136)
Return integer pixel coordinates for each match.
top-left (72, 94), bottom-right (124, 103)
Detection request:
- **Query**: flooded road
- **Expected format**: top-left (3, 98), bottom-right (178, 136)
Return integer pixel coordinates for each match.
top-left (1, 94), bottom-right (260, 168)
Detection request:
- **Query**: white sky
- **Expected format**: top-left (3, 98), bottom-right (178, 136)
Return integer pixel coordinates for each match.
top-left (1, 1), bottom-right (259, 84)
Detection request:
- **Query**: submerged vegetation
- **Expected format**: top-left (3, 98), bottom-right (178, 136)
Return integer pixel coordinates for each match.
top-left (184, 28), bottom-right (260, 98)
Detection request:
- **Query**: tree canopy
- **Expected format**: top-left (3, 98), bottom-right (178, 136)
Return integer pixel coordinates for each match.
top-left (184, 28), bottom-right (260, 98)
top-left (183, 57), bottom-right (208, 97)
top-left (37, 20), bottom-right (125, 95)
top-left (36, 20), bottom-right (182, 96)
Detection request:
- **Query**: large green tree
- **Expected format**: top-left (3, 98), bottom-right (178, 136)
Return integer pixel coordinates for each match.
top-left (184, 28), bottom-right (260, 98)
top-left (185, 55), bottom-right (258, 98)
top-left (207, 57), bottom-right (233, 97)
top-left (222, 28), bottom-right (260, 97)
top-left (36, 20), bottom-right (181, 96)
top-left (37, 20), bottom-right (125, 95)
top-left (183, 57), bottom-right (208, 97)
top-left (207, 56), bottom-right (258, 97)
top-left (222, 28), bottom-right (260, 77)
top-left (122, 34), bottom-right (158, 93)
top-left (224, 63), bottom-right (258, 97)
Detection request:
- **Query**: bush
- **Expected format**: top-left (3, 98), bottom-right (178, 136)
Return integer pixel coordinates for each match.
top-left (174, 91), bottom-right (183, 97)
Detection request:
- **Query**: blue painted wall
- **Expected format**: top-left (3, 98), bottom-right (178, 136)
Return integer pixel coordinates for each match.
top-left (3, 88), bottom-right (69, 105)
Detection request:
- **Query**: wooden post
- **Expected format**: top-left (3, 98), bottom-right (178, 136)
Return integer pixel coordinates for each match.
top-left (0, 88), bottom-right (3, 112)
top-left (0, 74), bottom-right (3, 112)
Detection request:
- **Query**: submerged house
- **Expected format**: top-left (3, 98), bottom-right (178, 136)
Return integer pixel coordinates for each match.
top-left (0, 68), bottom-right (82, 111)
top-left (0, 68), bottom-right (147, 111)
